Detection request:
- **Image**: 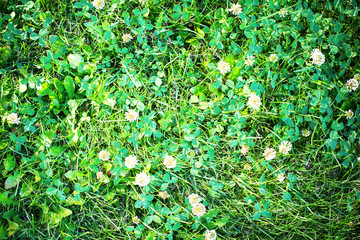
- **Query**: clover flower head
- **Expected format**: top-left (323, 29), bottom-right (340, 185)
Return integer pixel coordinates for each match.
top-left (99, 150), bottom-right (110, 161)
top-left (125, 109), bottom-right (139, 122)
top-left (163, 155), bottom-right (177, 169)
top-left (159, 191), bottom-right (170, 200)
top-left (244, 56), bottom-right (255, 66)
top-left (279, 8), bottom-right (288, 17)
top-left (218, 60), bottom-right (231, 75)
top-left (192, 203), bottom-right (206, 217)
top-left (92, 0), bottom-right (105, 10)
top-left (122, 33), bottom-right (133, 43)
top-left (345, 110), bottom-right (354, 119)
top-left (302, 129), bottom-right (311, 137)
top-left (279, 141), bottom-right (292, 155)
top-left (310, 48), bottom-right (325, 66)
top-left (7, 113), bottom-right (20, 124)
top-left (228, 3), bottom-right (242, 16)
top-left (247, 94), bottom-right (262, 110)
top-left (134, 172), bottom-right (151, 187)
top-left (188, 193), bottom-right (201, 206)
top-left (263, 148), bottom-right (276, 161)
top-left (205, 230), bottom-right (217, 240)
top-left (269, 54), bottom-right (278, 62)
top-left (346, 78), bottom-right (359, 92)
top-left (241, 145), bottom-right (249, 155)
top-left (96, 171), bottom-right (104, 180)
top-left (125, 155), bottom-right (138, 169)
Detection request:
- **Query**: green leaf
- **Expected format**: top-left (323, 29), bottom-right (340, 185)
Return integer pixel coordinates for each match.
top-left (74, 2), bottom-right (84, 8)
top-left (184, 134), bottom-right (194, 141)
top-left (245, 196), bottom-right (256, 204)
top-left (67, 53), bottom-right (83, 69)
top-left (283, 192), bottom-right (291, 201)
top-left (49, 35), bottom-right (67, 55)
top-left (126, 226), bottom-right (134, 232)
top-left (64, 76), bottom-right (75, 97)
top-left (145, 231), bottom-right (156, 240)
top-left (4, 171), bottom-right (21, 189)
top-left (330, 45), bottom-right (338, 54)
top-left (259, 184), bottom-right (267, 195)
top-left (174, 5), bottom-right (181, 13)
top-left (0, 225), bottom-right (7, 239)
top-left (254, 202), bottom-right (261, 211)
top-left (0, 192), bottom-right (15, 206)
top-left (4, 154), bottom-right (15, 171)
top-left (259, 173), bottom-right (265, 183)
top-left (153, 131), bottom-right (162, 138)
top-left (46, 187), bottom-right (58, 195)
top-left (45, 130), bottom-right (55, 146)
top-left (152, 215), bottom-right (162, 224)
top-left (20, 182), bottom-right (33, 197)
top-left (215, 216), bottom-right (229, 227)
top-left (204, 209), bottom-right (219, 219)
top-left (252, 212), bottom-right (261, 220)
top-left (262, 210), bottom-right (272, 218)
top-left (161, 207), bottom-right (171, 215)
top-left (39, 152), bottom-right (46, 161)
top-left (334, 21), bottom-right (342, 33)
top-left (145, 24), bottom-right (154, 30)
top-left (48, 207), bottom-right (72, 226)
top-left (0, 46), bottom-right (12, 66)
top-left (229, 139), bottom-right (238, 148)
top-left (7, 220), bottom-right (19, 237)
top-left (30, 33), bottom-right (39, 40)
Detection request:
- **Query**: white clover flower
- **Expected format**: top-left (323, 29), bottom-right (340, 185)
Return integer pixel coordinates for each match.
top-left (244, 56), bottom-right (255, 66)
top-left (357, 157), bottom-right (360, 162)
top-left (279, 141), bottom-right (292, 155)
top-left (134, 172), bottom-right (151, 187)
top-left (310, 48), bottom-right (325, 66)
top-left (277, 173), bottom-right (285, 183)
top-left (205, 230), bottom-right (217, 240)
top-left (241, 145), bottom-right (249, 155)
top-left (99, 150), bottom-right (110, 161)
top-left (279, 8), bottom-right (288, 17)
top-left (103, 177), bottom-right (110, 184)
top-left (132, 216), bottom-right (140, 224)
top-left (217, 60), bottom-right (231, 75)
top-left (188, 193), bottom-right (201, 206)
top-left (302, 129), bottom-right (311, 137)
top-left (163, 155), bottom-right (177, 169)
top-left (19, 84), bottom-right (27, 92)
top-left (244, 163), bottom-right (251, 170)
top-left (7, 113), bottom-right (20, 124)
top-left (92, 0), bottom-right (105, 10)
top-left (228, 3), bottom-right (242, 15)
top-left (351, 75), bottom-right (360, 81)
top-left (122, 33), bottom-right (133, 43)
top-left (263, 148), bottom-right (276, 161)
top-left (192, 203), bottom-right (206, 217)
top-left (125, 109), bottom-right (139, 122)
top-left (159, 191), bottom-right (170, 200)
top-left (269, 54), bottom-right (278, 63)
top-left (345, 110), bottom-right (354, 119)
top-left (139, 0), bottom-right (148, 4)
top-left (247, 94), bottom-right (262, 110)
top-left (96, 171), bottom-right (104, 180)
top-left (346, 78), bottom-right (359, 92)
top-left (125, 155), bottom-right (138, 169)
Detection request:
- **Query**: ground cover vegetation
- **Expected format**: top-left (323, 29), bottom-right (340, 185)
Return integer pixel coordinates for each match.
top-left (0, 0), bottom-right (360, 239)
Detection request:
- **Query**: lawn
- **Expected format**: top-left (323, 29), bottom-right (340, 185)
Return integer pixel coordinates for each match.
top-left (0, 0), bottom-right (360, 239)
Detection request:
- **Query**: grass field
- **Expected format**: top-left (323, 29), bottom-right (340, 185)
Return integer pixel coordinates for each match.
top-left (1, 0), bottom-right (360, 239)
